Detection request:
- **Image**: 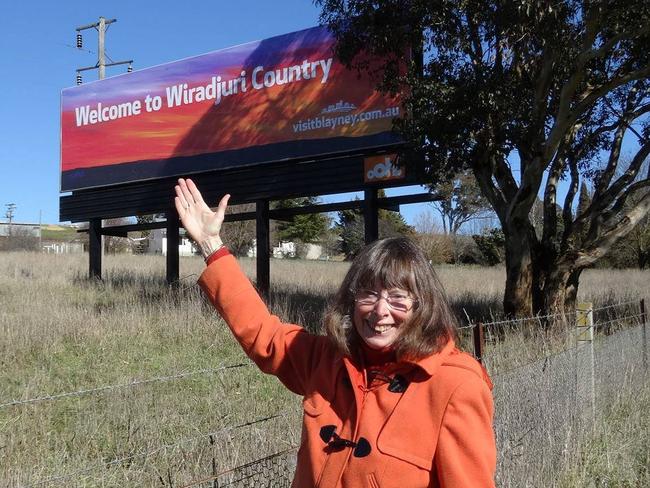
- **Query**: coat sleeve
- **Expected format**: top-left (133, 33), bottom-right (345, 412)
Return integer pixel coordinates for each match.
top-left (434, 373), bottom-right (496, 488)
top-left (198, 254), bottom-right (326, 396)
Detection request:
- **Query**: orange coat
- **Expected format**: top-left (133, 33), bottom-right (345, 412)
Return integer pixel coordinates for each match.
top-left (199, 254), bottom-right (496, 487)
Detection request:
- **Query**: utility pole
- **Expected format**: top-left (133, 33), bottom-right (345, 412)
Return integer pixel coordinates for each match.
top-left (74, 17), bottom-right (133, 278)
top-left (5, 203), bottom-right (16, 224)
top-left (75, 17), bottom-right (133, 84)
top-left (5, 203), bottom-right (16, 239)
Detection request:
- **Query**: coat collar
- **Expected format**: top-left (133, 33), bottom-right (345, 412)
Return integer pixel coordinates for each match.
top-left (342, 339), bottom-right (456, 380)
top-left (401, 340), bottom-right (456, 377)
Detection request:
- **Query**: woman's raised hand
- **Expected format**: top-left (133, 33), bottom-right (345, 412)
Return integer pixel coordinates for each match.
top-left (174, 178), bottom-right (230, 257)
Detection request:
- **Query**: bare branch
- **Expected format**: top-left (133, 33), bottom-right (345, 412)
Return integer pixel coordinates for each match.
top-left (561, 157), bottom-right (580, 245)
top-left (546, 66), bottom-right (650, 163)
top-left (530, 47), bottom-right (556, 138)
top-left (594, 116), bottom-right (630, 199)
top-left (548, 6), bottom-right (601, 149)
top-left (542, 129), bottom-right (575, 245)
top-left (569, 65), bottom-right (650, 130)
top-left (606, 179), bottom-right (650, 218)
top-left (597, 139), bottom-right (650, 211)
top-left (577, 188), bottom-right (650, 268)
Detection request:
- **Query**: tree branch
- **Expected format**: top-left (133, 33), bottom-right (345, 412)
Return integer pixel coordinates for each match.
top-left (606, 178), bottom-right (650, 219)
top-left (530, 46), bottom-right (556, 139)
top-left (561, 157), bottom-right (580, 246)
top-left (547, 6), bottom-right (601, 151)
top-left (583, 24), bottom-right (650, 63)
top-left (568, 65), bottom-right (650, 132)
top-left (594, 115), bottom-right (630, 199)
top-left (577, 188), bottom-right (650, 268)
top-left (596, 138), bottom-right (650, 212)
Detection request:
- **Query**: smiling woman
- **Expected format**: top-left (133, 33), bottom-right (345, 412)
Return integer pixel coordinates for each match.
top-left (175, 177), bottom-right (496, 487)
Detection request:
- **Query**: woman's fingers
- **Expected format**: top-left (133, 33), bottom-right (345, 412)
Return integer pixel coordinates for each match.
top-left (186, 178), bottom-right (206, 207)
top-left (174, 195), bottom-right (186, 217)
top-left (175, 179), bottom-right (192, 208)
top-left (215, 194), bottom-right (230, 222)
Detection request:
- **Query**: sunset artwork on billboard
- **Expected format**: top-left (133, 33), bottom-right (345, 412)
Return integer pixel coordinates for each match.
top-left (60, 26), bottom-right (402, 192)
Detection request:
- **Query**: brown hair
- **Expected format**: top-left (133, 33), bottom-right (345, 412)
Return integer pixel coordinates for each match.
top-left (324, 237), bottom-right (458, 360)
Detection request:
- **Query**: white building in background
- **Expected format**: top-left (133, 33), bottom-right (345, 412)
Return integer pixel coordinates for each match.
top-left (0, 222), bottom-right (40, 238)
top-left (147, 228), bottom-right (196, 256)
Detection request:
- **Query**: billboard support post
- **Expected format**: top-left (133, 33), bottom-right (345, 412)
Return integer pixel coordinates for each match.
top-left (364, 188), bottom-right (379, 244)
top-left (166, 210), bottom-right (180, 286)
top-left (88, 218), bottom-right (102, 280)
top-left (256, 200), bottom-right (271, 301)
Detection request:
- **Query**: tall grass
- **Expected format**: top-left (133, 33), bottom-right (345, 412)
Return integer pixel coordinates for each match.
top-left (557, 387), bottom-right (650, 487)
top-left (0, 251), bottom-right (648, 487)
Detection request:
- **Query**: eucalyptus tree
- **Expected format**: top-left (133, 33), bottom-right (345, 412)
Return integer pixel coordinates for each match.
top-left (318, 0), bottom-right (650, 320)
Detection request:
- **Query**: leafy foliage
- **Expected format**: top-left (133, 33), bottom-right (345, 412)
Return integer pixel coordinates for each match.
top-left (274, 197), bottom-right (329, 244)
top-left (473, 228), bottom-right (506, 266)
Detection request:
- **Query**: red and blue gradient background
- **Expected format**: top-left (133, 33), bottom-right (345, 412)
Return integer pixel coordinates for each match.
top-left (60, 26), bottom-right (400, 191)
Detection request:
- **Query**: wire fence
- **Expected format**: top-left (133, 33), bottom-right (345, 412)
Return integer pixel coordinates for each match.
top-left (489, 301), bottom-right (648, 487)
top-left (25, 414), bottom-right (283, 487)
top-left (0, 363), bottom-right (250, 409)
top-left (3, 299), bottom-right (647, 487)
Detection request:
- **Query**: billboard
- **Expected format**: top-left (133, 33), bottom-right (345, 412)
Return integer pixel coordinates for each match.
top-left (60, 26), bottom-right (402, 192)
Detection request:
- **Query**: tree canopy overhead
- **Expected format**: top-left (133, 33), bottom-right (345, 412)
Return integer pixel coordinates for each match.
top-left (318, 0), bottom-right (650, 320)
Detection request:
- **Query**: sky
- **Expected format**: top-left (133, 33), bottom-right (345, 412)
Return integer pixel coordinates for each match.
top-left (0, 0), bottom-right (433, 227)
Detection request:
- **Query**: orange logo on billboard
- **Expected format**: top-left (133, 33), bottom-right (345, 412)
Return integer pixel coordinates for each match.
top-left (364, 154), bottom-right (404, 182)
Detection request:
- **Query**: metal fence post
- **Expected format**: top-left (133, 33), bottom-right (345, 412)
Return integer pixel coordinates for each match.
top-left (473, 322), bottom-right (485, 364)
top-left (576, 302), bottom-right (595, 426)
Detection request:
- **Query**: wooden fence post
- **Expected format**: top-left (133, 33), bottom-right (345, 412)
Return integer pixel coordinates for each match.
top-left (473, 322), bottom-right (485, 364)
top-left (576, 302), bottom-right (595, 426)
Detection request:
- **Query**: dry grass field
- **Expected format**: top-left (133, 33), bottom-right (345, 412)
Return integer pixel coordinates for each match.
top-left (0, 251), bottom-right (648, 486)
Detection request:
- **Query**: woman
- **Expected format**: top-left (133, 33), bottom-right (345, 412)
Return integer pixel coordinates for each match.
top-left (175, 178), bottom-right (496, 487)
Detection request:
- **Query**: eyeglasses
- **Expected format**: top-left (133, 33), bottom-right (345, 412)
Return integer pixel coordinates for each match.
top-left (354, 289), bottom-right (417, 312)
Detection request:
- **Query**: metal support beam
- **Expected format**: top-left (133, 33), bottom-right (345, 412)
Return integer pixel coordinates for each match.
top-left (166, 210), bottom-right (180, 286)
top-left (364, 188), bottom-right (379, 244)
top-left (256, 200), bottom-right (271, 301)
top-left (88, 218), bottom-right (102, 280)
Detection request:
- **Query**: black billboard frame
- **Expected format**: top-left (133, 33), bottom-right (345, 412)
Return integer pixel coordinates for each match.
top-left (61, 148), bottom-right (441, 297)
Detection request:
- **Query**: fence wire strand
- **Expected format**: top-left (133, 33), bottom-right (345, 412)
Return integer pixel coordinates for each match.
top-left (476, 300), bottom-right (642, 329)
top-left (590, 299), bottom-right (641, 313)
top-left (480, 310), bottom-right (577, 328)
top-left (1, 362), bottom-right (250, 409)
top-left (25, 414), bottom-right (282, 488)
top-left (179, 446), bottom-right (299, 488)
top-left (593, 313), bottom-right (644, 329)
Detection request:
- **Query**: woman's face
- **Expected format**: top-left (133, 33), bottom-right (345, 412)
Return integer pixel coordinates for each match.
top-left (352, 286), bottom-right (415, 350)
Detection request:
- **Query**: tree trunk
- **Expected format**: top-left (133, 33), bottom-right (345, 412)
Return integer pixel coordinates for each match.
top-left (564, 268), bottom-right (582, 313)
top-left (503, 227), bottom-right (535, 318)
top-left (536, 263), bottom-right (583, 328)
top-left (539, 267), bottom-right (571, 325)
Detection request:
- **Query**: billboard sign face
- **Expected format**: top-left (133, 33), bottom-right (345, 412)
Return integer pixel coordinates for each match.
top-left (60, 26), bottom-right (402, 192)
